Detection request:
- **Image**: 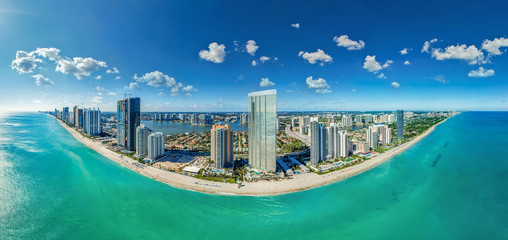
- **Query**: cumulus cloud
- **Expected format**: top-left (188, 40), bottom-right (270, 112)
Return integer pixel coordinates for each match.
top-left (404, 60), bottom-right (411, 65)
top-left (251, 60), bottom-right (257, 66)
top-left (306, 76), bottom-right (331, 94)
top-left (124, 82), bottom-right (139, 90)
top-left (333, 35), bottom-right (365, 50)
top-left (95, 75), bottom-right (102, 80)
top-left (134, 71), bottom-right (176, 87)
top-left (91, 96), bottom-right (103, 103)
top-left (183, 85), bottom-right (197, 91)
top-left (422, 38), bottom-right (438, 53)
top-left (399, 48), bottom-right (409, 55)
top-left (199, 42), bottom-right (226, 63)
top-left (482, 37), bottom-right (508, 55)
top-left (106, 67), bottom-right (120, 74)
top-left (115, 76), bottom-right (121, 80)
top-left (259, 56), bottom-right (271, 63)
top-left (377, 73), bottom-right (387, 79)
top-left (55, 57), bottom-right (107, 79)
top-left (260, 77), bottom-right (275, 87)
top-left (298, 49), bottom-right (333, 65)
top-left (468, 67), bottom-right (494, 77)
top-left (246, 40), bottom-right (259, 56)
top-left (291, 23), bottom-right (300, 29)
top-left (433, 75), bottom-right (448, 84)
top-left (32, 74), bottom-right (54, 86)
top-left (391, 82), bottom-right (400, 88)
top-left (34, 48), bottom-right (60, 60)
top-left (107, 92), bottom-right (117, 96)
top-left (431, 44), bottom-right (484, 65)
top-left (363, 55), bottom-right (391, 73)
top-left (11, 50), bottom-right (42, 73)
top-left (96, 86), bottom-right (105, 91)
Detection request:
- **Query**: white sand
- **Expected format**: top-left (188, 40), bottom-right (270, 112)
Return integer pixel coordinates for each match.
top-left (56, 116), bottom-right (450, 196)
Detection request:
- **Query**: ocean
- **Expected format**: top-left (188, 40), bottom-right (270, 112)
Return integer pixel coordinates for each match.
top-left (0, 112), bottom-right (507, 239)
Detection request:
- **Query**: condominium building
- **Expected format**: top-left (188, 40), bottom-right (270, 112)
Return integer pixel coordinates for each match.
top-left (366, 126), bottom-right (379, 149)
top-left (310, 121), bottom-right (327, 166)
top-left (117, 97), bottom-right (141, 151)
top-left (83, 108), bottom-right (101, 135)
top-left (248, 89), bottom-right (277, 172)
top-left (135, 124), bottom-right (151, 157)
top-left (211, 124), bottom-right (234, 169)
top-left (148, 132), bottom-right (165, 160)
top-left (342, 115), bottom-right (353, 127)
top-left (396, 110), bottom-right (404, 138)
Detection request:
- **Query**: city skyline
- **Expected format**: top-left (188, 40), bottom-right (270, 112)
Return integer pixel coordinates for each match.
top-left (1, 0), bottom-right (508, 112)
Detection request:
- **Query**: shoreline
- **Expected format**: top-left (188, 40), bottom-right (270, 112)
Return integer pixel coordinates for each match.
top-left (54, 115), bottom-right (452, 196)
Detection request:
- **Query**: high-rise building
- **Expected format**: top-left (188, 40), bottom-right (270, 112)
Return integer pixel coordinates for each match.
top-left (83, 108), bottom-right (102, 135)
top-left (342, 115), bottom-right (352, 127)
top-left (310, 121), bottom-right (327, 166)
top-left (240, 113), bottom-right (248, 124)
top-left (364, 114), bottom-right (373, 123)
top-left (74, 108), bottom-right (83, 128)
top-left (148, 132), bottom-right (165, 160)
top-left (211, 124), bottom-right (234, 169)
top-left (366, 126), bottom-right (378, 149)
top-left (355, 115), bottom-right (362, 123)
top-left (248, 89), bottom-right (277, 172)
top-left (117, 97), bottom-right (141, 151)
top-left (73, 106), bottom-right (78, 126)
top-left (327, 124), bottom-right (339, 160)
top-left (291, 118), bottom-right (296, 128)
top-left (396, 110), bottom-right (404, 138)
top-left (135, 124), bottom-right (151, 157)
top-left (198, 114), bottom-right (212, 125)
top-left (338, 130), bottom-right (349, 158)
top-left (62, 107), bottom-right (69, 123)
top-left (376, 124), bottom-right (392, 145)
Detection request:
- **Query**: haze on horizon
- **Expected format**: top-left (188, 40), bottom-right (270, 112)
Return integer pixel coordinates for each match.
top-left (0, 0), bottom-right (507, 112)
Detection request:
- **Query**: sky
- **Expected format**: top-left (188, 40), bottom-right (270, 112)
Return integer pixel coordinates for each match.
top-left (0, 0), bottom-right (507, 112)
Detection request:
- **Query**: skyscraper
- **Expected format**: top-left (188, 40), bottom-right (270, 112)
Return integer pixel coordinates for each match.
top-left (396, 110), bottom-right (404, 139)
top-left (62, 107), bottom-right (69, 123)
top-left (342, 115), bottom-right (353, 127)
top-left (117, 97), bottom-right (141, 151)
top-left (338, 130), bottom-right (349, 158)
top-left (327, 124), bottom-right (339, 160)
top-left (73, 105), bottom-right (78, 126)
top-left (211, 124), bottom-right (234, 169)
top-left (135, 124), bottom-right (150, 157)
top-left (366, 126), bottom-right (378, 149)
top-left (310, 121), bottom-right (327, 166)
top-left (248, 89), bottom-right (277, 172)
top-left (75, 108), bottom-right (83, 128)
top-left (148, 132), bottom-right (165, 160)
top-left (83, 108), bottom-right (102, 135)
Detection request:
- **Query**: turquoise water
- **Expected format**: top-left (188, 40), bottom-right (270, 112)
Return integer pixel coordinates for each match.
top-left (1, 112), bottom-right (507, 239)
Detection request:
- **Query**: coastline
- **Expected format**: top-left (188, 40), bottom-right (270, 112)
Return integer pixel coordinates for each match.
top-left (54, 115), bottom-right (452, 196)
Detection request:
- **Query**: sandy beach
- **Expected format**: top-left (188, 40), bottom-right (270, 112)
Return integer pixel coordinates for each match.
top-left (55, 116), bottom-right (451, 196)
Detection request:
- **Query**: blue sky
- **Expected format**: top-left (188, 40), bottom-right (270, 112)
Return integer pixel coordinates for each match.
top-left (1, 0), bottom-right (507, 112)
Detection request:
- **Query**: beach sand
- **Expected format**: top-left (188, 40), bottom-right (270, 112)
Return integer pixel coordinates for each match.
top-left (55, 116), bottom-right (450, 196)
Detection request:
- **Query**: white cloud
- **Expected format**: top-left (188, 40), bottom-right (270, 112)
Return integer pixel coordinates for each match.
top-left (377, 73), bottom-right (387, 79)
top-left (106, 67), bottom-right (120, 74)
top-left (91, 96), bottom-right (103, 103)
top-left (115, 76), bottom-right (121, 80)
top-left (246, 40), bottom-right (259, 56)
top-left (107, 92), bottom-right (117, 96)
top-left (363, 55), bottom-right (391, 73)
top-left (431, 44), bottom-right (484, 65)
top-left (291, 23), bottom-right (300, 29)
top-left (32, 100), bottom-right (42, 104)
top-left (260, 77), bottom-right (275, 87)
top-left (298, 49), bottom-right (333, 65)
top-left (482, 37), bottom-right (508, 55)
top-left (251, 60), bottom-right (257, 66)
top-left (306, 76), bottom-right (331, 94)
top-left (468, 67), bottom-right (495, 77)
top-left (11, 50), bottom-right (42, 73)
top-left (404, 60), bottom-right (411, 65)
top-left (95, 75), bottom-right (102, 80)
top-left (32, 74), bottom-right (54, 87)
top-left (55, 57), bottom-right (107, 79)
top-left (134, 71), bottom-right (176, 87)
top-left (185, 93), bottom-right (192, 97)
top-left (399, 48), bottom-right (409, 55)
top-left (34, 48), bottom-right (60, 60)
top-left (422, 38), bottom-right (438, 53)
top-left (183, 85), bottom-right (197, 91)
top-left (124, 82), bottom-right (139, 90)
top-left (199, 42), bottom-right (226, 63)
top-left (391, 82), bottom-right (400, 88)
top-left (433, 75), bottom-right (448, 84)
top-left (96, 86), bottom-right (105, 91)
top-left (333, 35), bottom-right (365, 50)
top-left (259, 56), bottom-right (271, 63)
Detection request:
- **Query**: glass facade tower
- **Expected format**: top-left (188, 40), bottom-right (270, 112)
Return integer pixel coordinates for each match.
top-left (396, 110), bottom-right (404, 139)
top-left (248, 89), bottom-right (277, 172)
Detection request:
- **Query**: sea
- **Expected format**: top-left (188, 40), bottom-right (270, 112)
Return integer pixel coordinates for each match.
top-left (0, 112), bottom-right (507, 239)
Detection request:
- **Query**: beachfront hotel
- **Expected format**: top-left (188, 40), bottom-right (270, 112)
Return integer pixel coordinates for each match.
top-left (148, 132), bottom-right (165, 160)
top-left (117, 97), bottom-right (141, 151)
top-left (248, 89), bottom-right (277, 172)
top-left (135, 124), bottom-right (151, 158)
top-left (210, 124), bottom-right (234, 169)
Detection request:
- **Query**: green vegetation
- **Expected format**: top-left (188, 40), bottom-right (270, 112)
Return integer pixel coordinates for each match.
top-left (281, 139), bottom-right (307, 153)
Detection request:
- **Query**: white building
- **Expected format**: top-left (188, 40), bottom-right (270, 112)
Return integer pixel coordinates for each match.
top-left (135, 124), bottom-right (150, 157)
top-left (342, 115), bottom-right (353, 127)
top-left (83, 108), bottom-right (101, 135)
top-left (148, 132), bottom-right (165, 160)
